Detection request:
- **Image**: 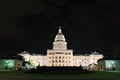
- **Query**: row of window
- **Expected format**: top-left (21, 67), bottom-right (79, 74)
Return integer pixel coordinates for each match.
top-left (49, 52), bottom-right (71, 55)
top-left (48, 56), bottom-right (71, 59)
top-left (49, 60), bottom-right (71, 63)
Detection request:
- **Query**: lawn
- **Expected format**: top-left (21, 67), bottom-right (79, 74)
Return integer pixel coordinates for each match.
top-left (0, 71), bottom-right (120, 79)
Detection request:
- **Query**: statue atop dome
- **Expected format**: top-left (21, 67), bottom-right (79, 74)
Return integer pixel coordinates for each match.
top-left (58, 27), bottom-right (62, 33)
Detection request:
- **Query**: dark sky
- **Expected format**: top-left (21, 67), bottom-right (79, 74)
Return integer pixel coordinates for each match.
top-left (0, 0), bottom-right (120, 56)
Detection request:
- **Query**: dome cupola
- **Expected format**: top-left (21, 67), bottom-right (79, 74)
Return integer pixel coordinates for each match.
top-left (54, 27), bottom-right (66, 42)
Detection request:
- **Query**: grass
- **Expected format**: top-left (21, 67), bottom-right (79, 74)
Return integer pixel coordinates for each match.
top-left (0, 70), bottom-right (120, 79)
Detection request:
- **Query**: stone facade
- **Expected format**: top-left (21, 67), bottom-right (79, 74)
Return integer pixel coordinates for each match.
top-left (19, 27), bottom-right (103, 68)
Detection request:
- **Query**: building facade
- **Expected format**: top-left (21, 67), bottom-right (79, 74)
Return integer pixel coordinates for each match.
top-left (97, 59), bottom-right (120, 71)
top-left (19, 27), bottom-right (103, 68)
top-left (0, 59), bottom-right (22, 71)
top-left (47, 27), bottom-right (73, 66)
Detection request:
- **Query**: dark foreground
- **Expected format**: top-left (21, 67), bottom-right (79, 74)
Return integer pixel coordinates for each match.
top-left (0, 69), bottom-right (120, 80)
top-left (26, 66), bottom-right (86, 74)
top-left (0, 75), bottom-right (120, 80)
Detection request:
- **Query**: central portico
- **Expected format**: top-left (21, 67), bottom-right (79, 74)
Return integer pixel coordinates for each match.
top-left (47, 27), bottom-right (73, 66)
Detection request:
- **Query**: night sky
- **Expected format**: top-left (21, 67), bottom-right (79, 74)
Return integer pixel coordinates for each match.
top-left (0, 0), bottom-right (120, 56)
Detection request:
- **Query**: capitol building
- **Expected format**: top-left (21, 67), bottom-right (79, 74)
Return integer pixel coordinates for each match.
top-left (19, 27), bottom-right (103, 68)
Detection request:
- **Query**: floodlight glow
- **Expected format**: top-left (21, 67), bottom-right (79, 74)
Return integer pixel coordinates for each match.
top-left (0, 59), bottom-right (15, 70)
top-left (111, 61), bottom-right (114, 64)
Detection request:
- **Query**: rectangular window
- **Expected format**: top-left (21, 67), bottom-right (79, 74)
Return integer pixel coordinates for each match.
top-left (52, 60), bottom-right (54, 63)
top-left (59, 56), bottom-right (61, 59)
top-left (52, 57), bottom-right (54, 59)
top-left (59, 60), bottom-right (61, 63)
top-left (55, 57), bottom-right (57, 59)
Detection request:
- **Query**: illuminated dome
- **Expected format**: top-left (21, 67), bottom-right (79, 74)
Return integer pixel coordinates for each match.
top-left (54, 27), bottom-right (66, 42)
